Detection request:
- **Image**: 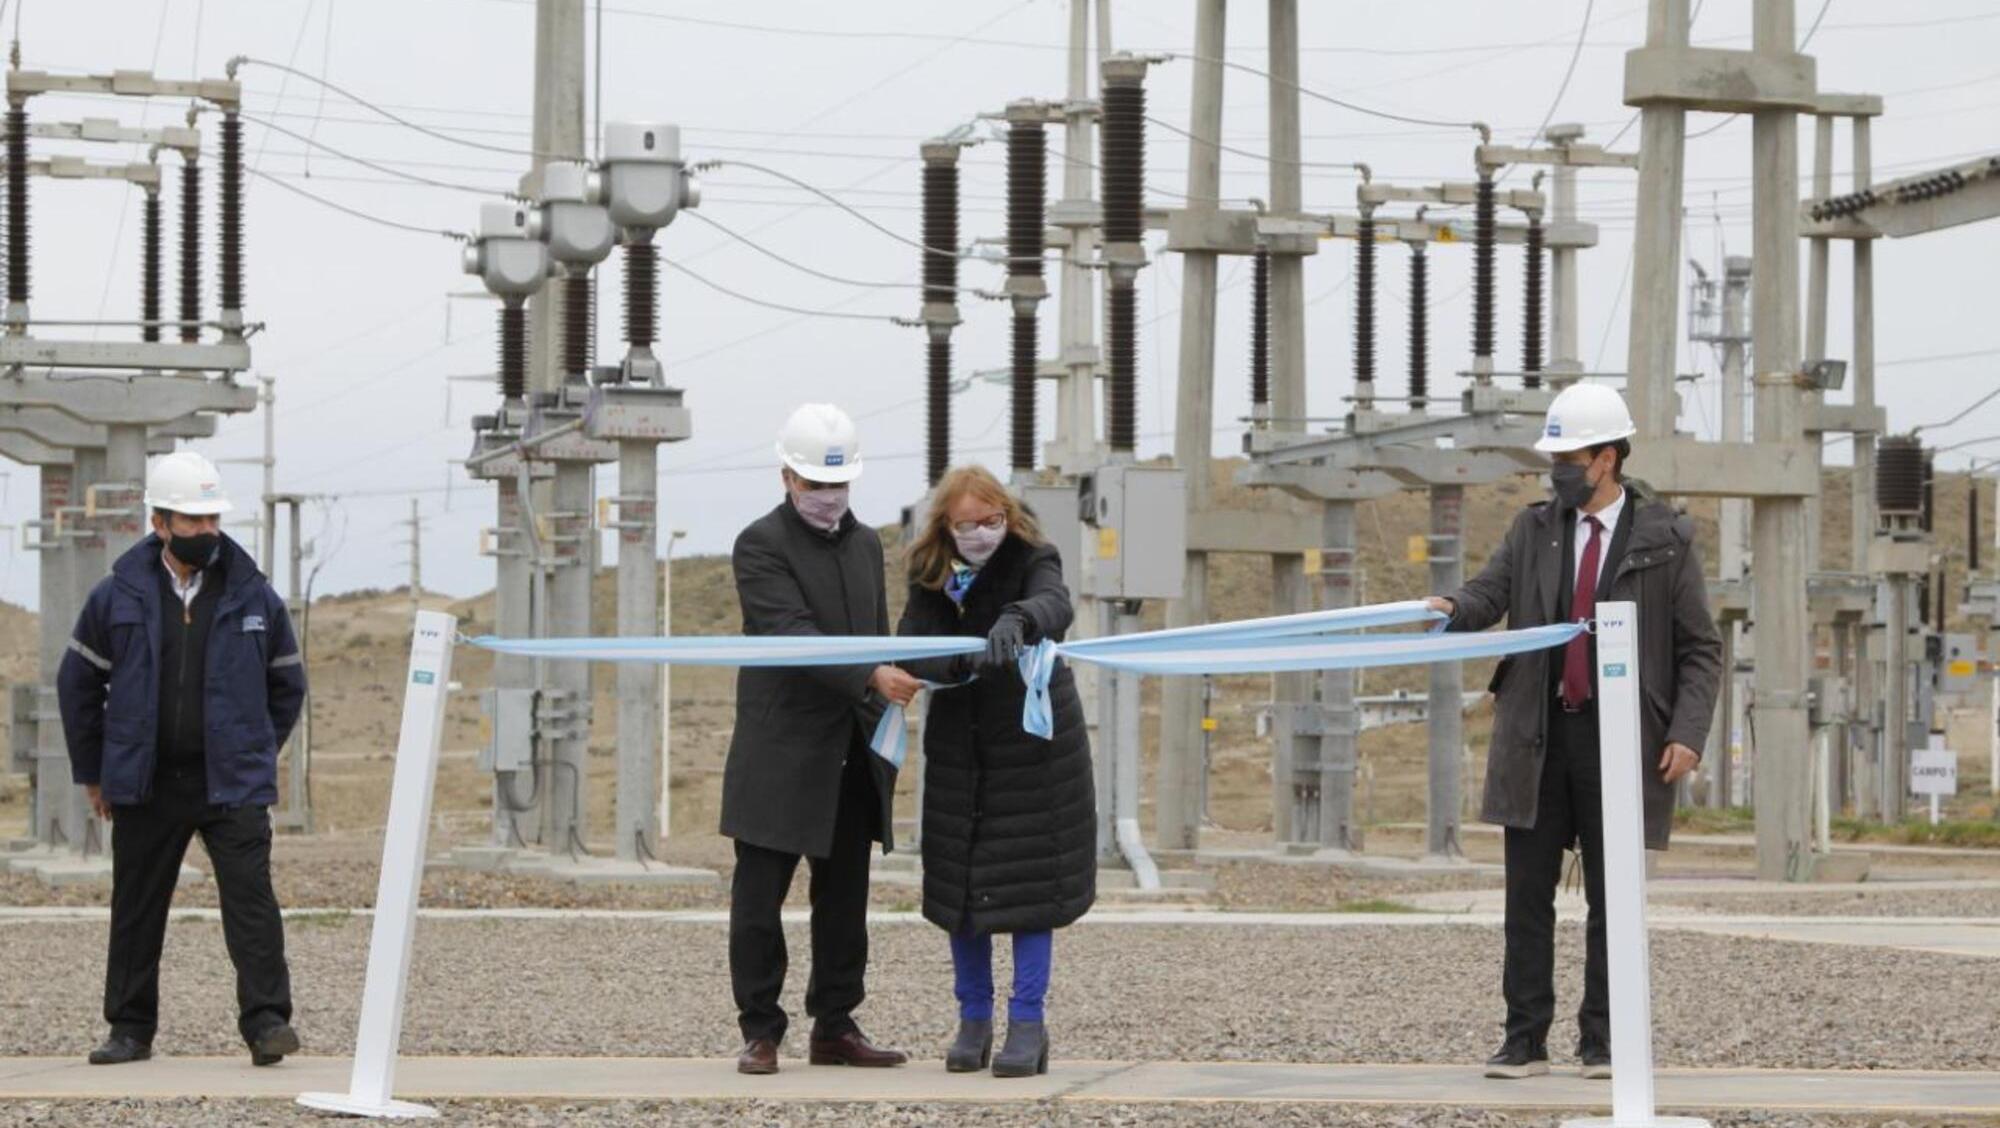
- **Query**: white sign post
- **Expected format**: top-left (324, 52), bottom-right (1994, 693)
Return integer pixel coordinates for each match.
top-left (299, 611), bottom-right (457, 1120)
top-left (1911, 734), bottom-right (1957, 827)
top-left (1563, 601), bottom-right (1707, 1128)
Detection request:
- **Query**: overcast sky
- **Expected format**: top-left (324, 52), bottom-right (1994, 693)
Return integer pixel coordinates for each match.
top-left (1, 0), bottom-right (1996, 610)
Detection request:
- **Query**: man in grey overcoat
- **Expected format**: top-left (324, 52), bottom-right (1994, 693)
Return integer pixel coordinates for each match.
top-left (1430, 382), bottom-right (1721, 1082)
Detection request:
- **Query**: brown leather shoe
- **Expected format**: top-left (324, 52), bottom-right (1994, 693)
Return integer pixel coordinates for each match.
top-left (736, 1038), bottom-right (780, 1075)
top-left (808, 1028), bottom-right (909, 1068)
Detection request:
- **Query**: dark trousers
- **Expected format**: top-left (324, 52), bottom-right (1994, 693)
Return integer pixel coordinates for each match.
top-left (106, 766), bottom-right (292, 1044)
top-left (1501, 707), bottom-right (1609, 1052)
top-left (729, 750), bottom-right (878, 1044)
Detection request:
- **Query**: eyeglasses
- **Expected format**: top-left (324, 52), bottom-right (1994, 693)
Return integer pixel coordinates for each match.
top-left (950, 514), bottom-right (1006, 536)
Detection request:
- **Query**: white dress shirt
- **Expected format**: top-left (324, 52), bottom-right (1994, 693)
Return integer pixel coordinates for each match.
top-left (1571, 484), bottom-right (1625, 590)
top-left (162, 550), bottom-right (204, 611)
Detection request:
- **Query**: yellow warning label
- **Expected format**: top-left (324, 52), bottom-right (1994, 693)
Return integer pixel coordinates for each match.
top-left (1407, 534), bottom-right (1430, 563)
top-left (1304, 549), bottom-right (1324, 575)
top-left (1097, 528), bottom-right (1119, 559)
top-left (1948, 660), bottom-right (1976, 678)
top-left (1435, 225), bottom-right (1457, 244)
top-left (1201, 717), bottom-right (1218, 733)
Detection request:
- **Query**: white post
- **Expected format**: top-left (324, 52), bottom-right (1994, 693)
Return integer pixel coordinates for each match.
top-left (298, 610), bottom-right (457, 1121)
top-left (1564, 600), bottom-right (1708, 1128)
top-left (659, 530), bottom-right (683, 840)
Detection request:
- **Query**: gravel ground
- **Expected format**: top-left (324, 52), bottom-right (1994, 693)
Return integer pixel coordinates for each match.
top-left (2, 918), bottom-right (1996, 1071)
top-left (1653, 888), bottom-right (2000, 918)
top-left (0, 1101), bottom-right (1991, 1128)
top-left (1206, 861), bottom-right (1500, 911)
top-left (0, 855), bottom-right (1502, 913)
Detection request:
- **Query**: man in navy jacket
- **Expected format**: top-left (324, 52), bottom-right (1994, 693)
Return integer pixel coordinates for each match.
top-left (57, 452), bottom-right (307, 1067)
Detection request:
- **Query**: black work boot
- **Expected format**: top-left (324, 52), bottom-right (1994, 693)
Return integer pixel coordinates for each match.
top-left (87, 1033), bottom-right (152, 1066)
top-left (991, 1019), bottom-right (1048, 1078)
top-left (1579, 1038), bottom-right (1612, 1080)
top-left (249, 1022), bottom-right (301, 1067)
top-left (1483, 1035), bottom-right (1550, 1079)
top-left (945, 1018), bottom-right (993, 1073)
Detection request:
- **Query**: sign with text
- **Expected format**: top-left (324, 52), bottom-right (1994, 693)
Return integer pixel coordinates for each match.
top-left (1911, 736), bottom-right (1957, 798)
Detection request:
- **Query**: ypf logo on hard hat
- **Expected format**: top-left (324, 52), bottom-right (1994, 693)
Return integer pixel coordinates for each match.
top-left (1545, 421), bottom-right (1562, 438)
top-left (823, 446), bottom-right (846, 468)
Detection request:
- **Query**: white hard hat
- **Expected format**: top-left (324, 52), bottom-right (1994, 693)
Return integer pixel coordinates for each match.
top-left (1534, 382), bottom-right (1637, 453)
top-left (144, 451), bottom-right (233, 515)
top-left (775, 403), bottom-right (864, 484)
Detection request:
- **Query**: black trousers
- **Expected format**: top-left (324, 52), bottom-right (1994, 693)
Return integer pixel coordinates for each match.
top-left (729, 749), bottom-right (879, 1044)
top-left (1501, 706), bottom-right (1609, 1052)
top-left (105, 765), bottom-right (292, 1044)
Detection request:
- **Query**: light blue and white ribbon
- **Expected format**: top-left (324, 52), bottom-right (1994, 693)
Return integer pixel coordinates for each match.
top-left (1057, 600), bottom-right (1444, 657)
top-left (470, 633), bottom-right (984, 666)
top-left (468, 603), bottom-right (1581, 764)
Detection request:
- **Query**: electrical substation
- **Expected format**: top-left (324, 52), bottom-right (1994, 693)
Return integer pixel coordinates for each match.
top-left (0, 1), bottom-right (1998, 1121)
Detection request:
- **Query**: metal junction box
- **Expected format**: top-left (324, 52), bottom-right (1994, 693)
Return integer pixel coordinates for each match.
top-left (1939, 633), bottom-right (1982, 698)
top-left (584, 384), bottom-right (692, 443)
top-left (8, 684), bottom-right (37, 773)
top-left (1077, 464), bottom-right (1186, 601)
top-left (1018, 482), bottom-right (1083, 598)
top-left (477, 688), bottom-right (537, 773)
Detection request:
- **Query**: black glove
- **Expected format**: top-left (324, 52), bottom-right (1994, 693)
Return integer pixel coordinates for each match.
top-left (982, 612), bottom-right (1028, 674)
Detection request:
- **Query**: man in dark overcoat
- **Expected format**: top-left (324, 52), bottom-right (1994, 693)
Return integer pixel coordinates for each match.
top-left (722, 403), bottom-right (920, 1074)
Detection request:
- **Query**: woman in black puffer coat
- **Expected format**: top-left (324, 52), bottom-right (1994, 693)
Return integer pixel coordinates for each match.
top-left (896, 464), bottom-right (1095, 1080)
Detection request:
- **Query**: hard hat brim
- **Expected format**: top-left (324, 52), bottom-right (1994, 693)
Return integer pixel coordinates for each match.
top-left (144, 496), bottom-right (234, 516)
top-left (1533, 422), bottom-right (1635, 454)
top-left (777, 447), bottom-right (864, 485)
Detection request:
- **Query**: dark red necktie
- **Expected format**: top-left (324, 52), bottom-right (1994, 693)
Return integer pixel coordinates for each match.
top-left (1562, 515), bottom-right (1604, 709)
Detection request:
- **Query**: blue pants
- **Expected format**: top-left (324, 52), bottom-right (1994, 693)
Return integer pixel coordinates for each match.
top-left (949, 929), bottom-right (1052, 1023)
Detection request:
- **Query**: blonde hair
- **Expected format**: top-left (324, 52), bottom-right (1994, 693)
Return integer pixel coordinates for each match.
top-left (907, 464), bottom-right (1046, 590)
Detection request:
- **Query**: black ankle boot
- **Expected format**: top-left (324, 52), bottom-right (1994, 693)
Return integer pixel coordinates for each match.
top-left (991, 1019), bottom-right (1048, 1078)
top-left (945, 1018), bottom-right (993, 1072)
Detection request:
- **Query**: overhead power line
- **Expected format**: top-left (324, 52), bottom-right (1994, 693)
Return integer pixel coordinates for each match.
top-left (1162, 52), bottom-right (1485, 133)
top-left (247, 167), bottom-right (467, 240)
top-left (660, 259), bottom-right (914, 326)
top-left (231, 55), bottom-right (561, 159)
top-left (683, 210), bottom-right (999, 299)
top-left (239, 110), bottom-right (504, 195)
top-left (694, 159), bottom-right (1044, 266)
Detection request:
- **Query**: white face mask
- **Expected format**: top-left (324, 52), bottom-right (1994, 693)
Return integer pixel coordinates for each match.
top-left (952, 521), bottom-right (1007, 566)
top-left (790, 483), bottom-right (851, 531)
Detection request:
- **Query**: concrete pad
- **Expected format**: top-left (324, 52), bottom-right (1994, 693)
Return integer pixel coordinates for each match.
top-left (0, 1057), bottom-right (1995, 1115)
top-left (0, 1056), bottom-right (1108, 1103)
top-left (435, 846), bottom-right (718, 888)
top-left (1071, 1061), bottom-right (2000, 1115)
top-left (1178, 846), bottom-right (1502, 878)
top-left (3, 849), bottom-right (203, 888)
top-left (1669, 918), bottom-right (2000, 960)
top-left (1398, 878), bottom-right (2000, 917)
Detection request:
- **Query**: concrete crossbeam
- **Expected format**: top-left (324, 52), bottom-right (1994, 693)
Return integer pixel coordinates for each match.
top-left (0, 373), bottom-right (257, 423)
top-left (1625, 435), bottom-right (1819, 497)
top-left (1624, 46), bottom-right (1818, 113)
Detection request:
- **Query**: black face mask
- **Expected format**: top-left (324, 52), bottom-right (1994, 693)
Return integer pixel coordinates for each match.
top-left (167, 532), bottom-right (220, 569)
top-left (1549, 461), bottom-right (1596, 510)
